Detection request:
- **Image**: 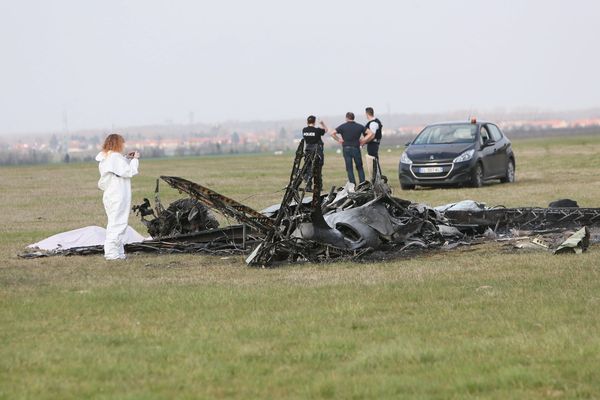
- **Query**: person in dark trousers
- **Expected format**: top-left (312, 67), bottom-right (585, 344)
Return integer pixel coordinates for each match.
top-left (302, 115), bottom-right (328, 191)
top-left (363, 107), bottom-right (383, 178)
top-left (364, 107), bottom-right (382, 158)
top-left (331, 112), bottom-right (374, 185)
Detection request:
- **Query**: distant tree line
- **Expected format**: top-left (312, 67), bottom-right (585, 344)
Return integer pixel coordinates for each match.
top-left (3, 126), bottom-right (598, 166)
top-left (0, 149), bottom-right (54, 166)
top-left (0, 146), bottom-right (168, 166)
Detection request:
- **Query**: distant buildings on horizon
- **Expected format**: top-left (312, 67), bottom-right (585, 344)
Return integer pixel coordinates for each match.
top-left (2, 115), bottom-right (600, 166)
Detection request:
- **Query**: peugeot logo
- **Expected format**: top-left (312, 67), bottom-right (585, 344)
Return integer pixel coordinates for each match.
top-left (429, 155), bottom-right (435, 160)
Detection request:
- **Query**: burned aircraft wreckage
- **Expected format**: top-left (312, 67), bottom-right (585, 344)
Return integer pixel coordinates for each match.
top-left (22, 140), bottom-right (599, 264)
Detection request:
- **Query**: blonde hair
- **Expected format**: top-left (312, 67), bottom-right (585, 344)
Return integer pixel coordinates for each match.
top-left (102, 134), bottom-right (125, 153)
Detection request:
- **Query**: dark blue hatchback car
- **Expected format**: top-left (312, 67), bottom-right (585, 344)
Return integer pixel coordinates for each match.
top-left (399, 120), bottom-right (515, 189)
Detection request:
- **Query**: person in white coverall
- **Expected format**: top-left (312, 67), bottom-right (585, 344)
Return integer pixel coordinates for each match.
top-left (95, 134), bottom-right (140, 260)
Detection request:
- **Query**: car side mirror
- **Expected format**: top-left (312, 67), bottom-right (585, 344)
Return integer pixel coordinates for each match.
top-left (482, 139), bottom-right (495, 147)
top-left (405, 141), bottom-right (411, 147)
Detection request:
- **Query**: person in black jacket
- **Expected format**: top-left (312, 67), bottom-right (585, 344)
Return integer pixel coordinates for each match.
top-left (302, 115), bottom-right (328, 191)
top-left (363, 107), bottom-right (383, 178)
top-left (364, 107), bottom-right (382, 158)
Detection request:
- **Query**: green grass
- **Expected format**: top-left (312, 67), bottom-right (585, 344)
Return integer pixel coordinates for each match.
top-left (2, 135), bottom-right (600, 398)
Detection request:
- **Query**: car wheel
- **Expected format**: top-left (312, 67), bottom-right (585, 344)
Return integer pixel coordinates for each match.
top-left (471, 163), bottom-right (484, 188)
top-left (500, 159), bottom-right (515, 183)
top-left (400, 183), bottom-right (415, 190)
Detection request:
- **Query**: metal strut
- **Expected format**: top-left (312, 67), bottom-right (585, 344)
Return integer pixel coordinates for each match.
top-left (160, 175), bottom-right (274, 233)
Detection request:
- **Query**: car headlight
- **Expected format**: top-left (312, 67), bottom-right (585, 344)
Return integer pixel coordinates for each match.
top-left (400, 152), bottom-right (412, 165)
top-left (453, 149), bottom-right (475, 163)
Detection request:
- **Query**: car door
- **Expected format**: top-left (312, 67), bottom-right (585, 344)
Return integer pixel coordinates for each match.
top-left (478, 126), bottom-right (497, 178)
top-left (486, 124), bottom-right (508, 177)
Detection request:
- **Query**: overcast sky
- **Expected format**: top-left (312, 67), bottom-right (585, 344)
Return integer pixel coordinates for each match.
top-left (1, 0), bottom-right (599, 134)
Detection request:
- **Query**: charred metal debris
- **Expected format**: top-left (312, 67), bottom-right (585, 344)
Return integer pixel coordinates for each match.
top-left (22, 140), bottom-right (599, 263)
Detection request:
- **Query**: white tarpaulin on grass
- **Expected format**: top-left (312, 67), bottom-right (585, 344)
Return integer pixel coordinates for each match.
top-left (28, 226), bottom-right (146, 251)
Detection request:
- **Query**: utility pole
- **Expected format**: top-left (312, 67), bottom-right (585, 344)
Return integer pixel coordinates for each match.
top-left (386, 102), bottom-right (391, 129)
top-left (62, 107), bottom-right (70, 159)
top-left (189, 111), bottom-right (195, 134)
top-left (62, 108), bottom-right (69, 135)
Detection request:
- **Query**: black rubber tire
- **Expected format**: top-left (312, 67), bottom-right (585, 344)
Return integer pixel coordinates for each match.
top-left (400, 183), bottom-right (416, 190)
top-left (471, 163), bottom-right (484, 188)
top-left (500, 159), bottom-right (515, 183)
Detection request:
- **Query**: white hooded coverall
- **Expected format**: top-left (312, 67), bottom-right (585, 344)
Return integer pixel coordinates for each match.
top-left (95, 151), bottom-right (139, 260)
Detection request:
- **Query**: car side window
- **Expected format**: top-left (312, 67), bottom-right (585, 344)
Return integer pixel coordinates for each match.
top-left (479, 126), bottom-right (490, 145)
top-left (487, 124), bottom-right (503, 141)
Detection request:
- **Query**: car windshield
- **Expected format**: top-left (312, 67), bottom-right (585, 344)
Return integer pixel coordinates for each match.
top-left (413, 124), bottom-right (477, 145)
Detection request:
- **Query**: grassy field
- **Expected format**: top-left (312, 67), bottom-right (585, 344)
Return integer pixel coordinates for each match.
top-left (2, 135), bottom-right (600, 399)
